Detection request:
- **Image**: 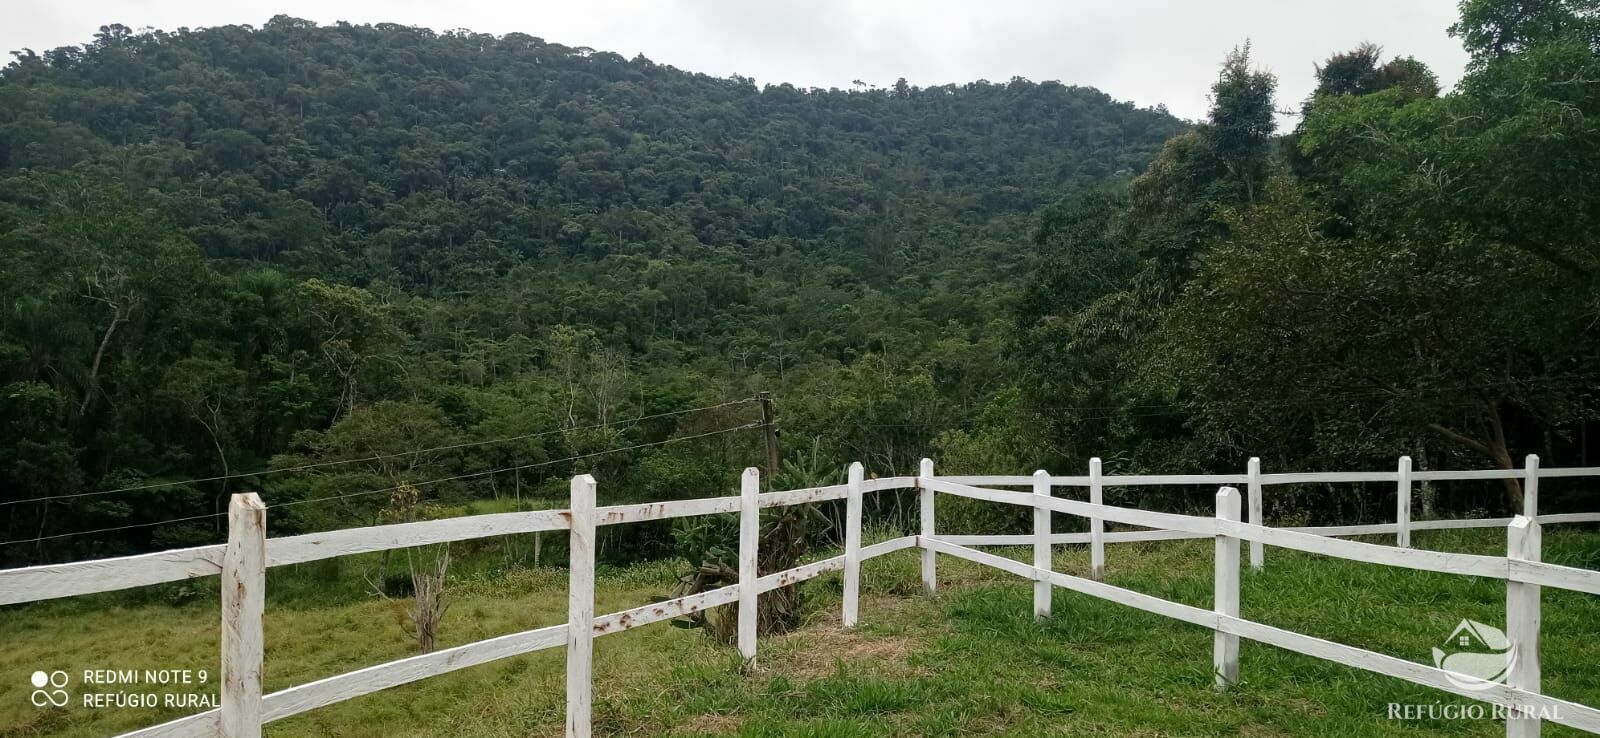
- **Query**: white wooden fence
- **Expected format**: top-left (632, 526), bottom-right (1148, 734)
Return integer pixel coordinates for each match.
top-left (2, 456), bottom-right (1599, 737)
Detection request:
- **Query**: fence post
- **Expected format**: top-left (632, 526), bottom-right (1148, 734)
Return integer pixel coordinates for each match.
top-left (565, 474), bottom-right (597, 738)
top-left (1089, 457), bottom-right (1105, 580)
top-left (1523, 454), bottom-right (1540, 520)
top-left (920, 457), bottom-right (936, 595)
top-left (1397, 456), bottom-right (1413, 549)
top-left (1033, 469), bottom-right (1052, 621)
top-left (1214, 487), bottom-right (1241, 689)
top-left (1506, 514), bottom-right (1542, 737)
top-left (843, 462), bottom-right (864, 628)
top-left (737, 467), bottom-right (760, 666)
top-left (221, 493), bottom-right (265, 738)
top-left (1247, 458), bottom-right (1263, 571)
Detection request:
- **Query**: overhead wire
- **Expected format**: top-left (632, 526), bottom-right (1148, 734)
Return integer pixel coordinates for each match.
top-left (0, 398), bottom-right (756, 508)
top-left (0, 421), bottom-right (761, 547)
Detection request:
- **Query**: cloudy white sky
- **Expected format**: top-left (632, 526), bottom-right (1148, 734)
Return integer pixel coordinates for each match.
top-left (5, 1), bottom-right (1470, 122)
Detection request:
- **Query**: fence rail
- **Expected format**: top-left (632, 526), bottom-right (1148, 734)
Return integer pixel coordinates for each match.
top-left (1, 457), bottom-right (1599, 737)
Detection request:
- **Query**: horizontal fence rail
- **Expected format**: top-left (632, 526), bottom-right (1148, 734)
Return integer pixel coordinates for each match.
top-left (922, 536), bottom-right (1600, 733)
top-left (922, 462), bottom-right (1600, 738)
top-left (2, 457), bottom-right (1599, 737)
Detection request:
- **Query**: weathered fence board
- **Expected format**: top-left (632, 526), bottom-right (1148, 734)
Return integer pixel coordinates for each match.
top-left (0, 545), bottom-right (225, 606)
top-left (272, 511), bottom-right (570, 565)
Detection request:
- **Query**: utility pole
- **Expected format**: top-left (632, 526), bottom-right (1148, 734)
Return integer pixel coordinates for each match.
top-left (758, 392), bottom-right (780, 488)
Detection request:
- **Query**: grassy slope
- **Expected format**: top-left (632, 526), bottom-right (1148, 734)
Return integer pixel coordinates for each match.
top-left (3, 528), bottom-right (1599, 737)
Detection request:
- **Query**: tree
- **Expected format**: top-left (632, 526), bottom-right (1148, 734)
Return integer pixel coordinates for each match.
top-left (1451, 0), bottom-right (1600, 64)
top-left (158, 357), bottom-right (249, 508)
top-left (294, 280), bottom-right (404, 420)
top-left (1160, 180), bottom-right (1594, 509)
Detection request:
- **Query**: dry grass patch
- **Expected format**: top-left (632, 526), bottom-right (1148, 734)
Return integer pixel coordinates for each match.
top-left (758, 595), bottom-right (936, 683)
top-left (670, 713), bottom-right (742, 735)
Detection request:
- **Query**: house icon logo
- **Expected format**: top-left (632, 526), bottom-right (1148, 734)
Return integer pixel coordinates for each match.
top-left (1432, 619), bottom-right (1515, 690)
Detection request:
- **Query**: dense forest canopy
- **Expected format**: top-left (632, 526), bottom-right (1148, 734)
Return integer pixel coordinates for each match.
top-left (1, 0), bottom-right (1597, 565)
top-left (0, 16), bottom-right (1183, 562)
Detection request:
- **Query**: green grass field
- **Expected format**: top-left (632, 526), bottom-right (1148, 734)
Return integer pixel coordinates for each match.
top-left (4, 527), bottom-right (1600, 737)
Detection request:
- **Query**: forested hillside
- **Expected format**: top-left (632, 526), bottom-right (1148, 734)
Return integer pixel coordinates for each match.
top-left (3, 0), bottom-right (1597, 568)
top-left (0, 17), bottom-right (1183, 562)
top-left (1013, 1), bottom-right (1600, 522)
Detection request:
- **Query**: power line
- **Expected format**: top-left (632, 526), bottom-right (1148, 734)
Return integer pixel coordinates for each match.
top-left (1, 398), bottom-right (756, 509)
top-left (0, 512), bottom-right (226, 548)
top-left (269, 422), bottom-right (762, 510)
top-left (1029, 372), bottom-right (1600, 415)
top-left (0, 421), bottom-right (762, 548)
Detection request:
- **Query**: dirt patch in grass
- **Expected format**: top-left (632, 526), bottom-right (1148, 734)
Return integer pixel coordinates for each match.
top-left (671, 713), bottom-right (742, 735)
top-left (763, 596), bottom-right (934, 682)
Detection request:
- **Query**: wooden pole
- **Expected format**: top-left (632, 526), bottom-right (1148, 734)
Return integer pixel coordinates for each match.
top-left (919, 457), bottom-right (936, 595)
top-left (737, 467), bottom-right (760, 666)
top-left (1033, 469), bottom-right (1052, 621)
top-left (221, 493), bottom-right (266, 738)
top-left (1507, 514), bottom-right (1542, 737)
top-left (758, 392), bottom-right (780, 488)
top-left (565, 474), bottom-right (597, 738)
top-left (1214, 487), bottom-right (1241, 689)
top-left (842, 462), bottom-right (864, 627)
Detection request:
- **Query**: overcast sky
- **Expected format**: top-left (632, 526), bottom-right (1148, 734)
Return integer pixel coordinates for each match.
top-left (5, 1), bottom-right (1471, 123)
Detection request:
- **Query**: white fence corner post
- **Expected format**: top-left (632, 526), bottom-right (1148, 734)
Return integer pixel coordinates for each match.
top-left (221, 492), bottom-right (266, 738)
top-left (1089, 457), bottom-right (1105, 580)
top-left (1507, 514), bottom-right (1542, 738)
top-left (565, 474), bottom-right (597, 738)
top-left (737, 467), bottom-right (760, 667)
top-left (1247, 458), bottom-right (1263, 571)
top-left (842, 462), bottom-right (864, 628)
top-left (1214, 486), bottom-right (1241, 689)
top-left (919, 457), bottom-right (937, 596)
top-left (1397, 456), bottom-right (1413, 549)
top-left (1033, 469), bottom-right (1052, 621)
